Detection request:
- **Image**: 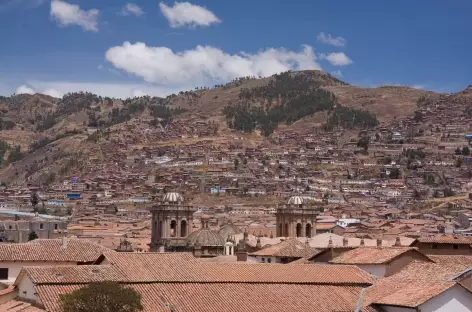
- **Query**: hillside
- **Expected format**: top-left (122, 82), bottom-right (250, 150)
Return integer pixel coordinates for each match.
top-left (0, 70), bottom-right (469, 186)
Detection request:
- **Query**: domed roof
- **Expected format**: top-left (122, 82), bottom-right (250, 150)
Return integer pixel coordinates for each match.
top-left (288, 196), bottom-right (304, 205)
top-left (163, 192), bottom-right (184, 203)
top-left (287, 196), bottom-right (314, 205)
top-left (219, 222), bottom-right (241, 239)
top-left (186, 228), bottom-right (225, 247)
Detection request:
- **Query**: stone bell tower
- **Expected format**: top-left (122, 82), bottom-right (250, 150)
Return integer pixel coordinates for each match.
top-left (275, 196), bottom-right (320, 238)
top-left (149, 192), bottom-right (196, 252)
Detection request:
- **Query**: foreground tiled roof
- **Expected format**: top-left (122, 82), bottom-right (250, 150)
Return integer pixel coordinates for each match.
top-left (248, 238), bottom-right (320, 258)
top-left (0, 300), bottom-right (45, 311)
top-left (100, 252), bottom-right (374, 285)
top-left (35, 283), bottom-right (377, 312)
top-left (0, 239), bottom-right (112, 262)
top-left (329, 247), bottom-right (430, 265)
top-left (17, 253), bottom-right (373, 286)
top-left (14, 252), bottom-right (376, 312)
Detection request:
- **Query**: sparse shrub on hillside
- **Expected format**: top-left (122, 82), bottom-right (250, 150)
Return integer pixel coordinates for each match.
top-left (0, 141), bottom-right (9, 165)
top-left (413, 110), bottom-right (423, 122)
top-left (7, 145), bottom-right (24, 163)
top-left (224, 71), bottom-right (338, 136)
top-left (150, 105), bottom-right (187, 123)
top-left (0, 118), bottom-right (15, 130)
top-left (36, 113), bottom-right (56, 131)
top-left (323, 107), bottom-right (379, 131)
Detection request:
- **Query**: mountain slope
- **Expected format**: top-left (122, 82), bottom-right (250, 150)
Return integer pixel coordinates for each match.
top-left (0, 70), bottom-right (469, 186)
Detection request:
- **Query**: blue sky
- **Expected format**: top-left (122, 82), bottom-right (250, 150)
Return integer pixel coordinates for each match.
top-left (0, 0), bottom-right (471, 98)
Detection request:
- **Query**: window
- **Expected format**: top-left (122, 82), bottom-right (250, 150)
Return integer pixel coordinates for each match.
top-left (54, 224), bottom-right (58, 230)
top-left (453, 244), bottom-right (459, 250)
top-left (0, 268), bottom-right (8, 280)
top-left (432, 243), bottom-right (438, 249)
top-left (267, 258), bottom-right (272, 263)
top-left (39, 223), bottom-right (44, 230)
top-left (8, 225), bottom-right (12, 230)
top-left (261, 258), bottom-right (265, 262)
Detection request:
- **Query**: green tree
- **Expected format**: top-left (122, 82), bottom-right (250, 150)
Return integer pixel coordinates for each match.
top-left (30, 192), bottom-right (39, 212)
top-left (357, 136), bottom-right (370, 153)
top-left (60, 281), bottom-right (144, 312)
top-left (389, 168), bottom-right (401, 179)
top-left (28, 231), bottom-right (38, 241)
top-left (462, 146), bottom-right (470, 156)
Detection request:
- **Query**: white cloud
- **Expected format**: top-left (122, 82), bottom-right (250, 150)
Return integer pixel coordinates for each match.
top-left (16, 84), bottom-right (35, 95)
top-left (120, 3), bottom-right (144, 16)
top-left (331, 69), bottom-right (343, 78)
top-left (132, 89), bottom-right (147, 97)
top-left (15, 80), bottom-right (182, 98)
top-left (50, 0), bottom-right (99, 32)
top-left (43, 88), bottom-right (64, 98)
top-left (321, 52), bottom-right (353, 66)
top-left (159, 1), bottom-right (221, 28)
top-left (412, 84), bottom-right (426, 90)
top-left (105, 42), bottom-right (321, 86)
top-left (317, 32), bottom-right (346, 47)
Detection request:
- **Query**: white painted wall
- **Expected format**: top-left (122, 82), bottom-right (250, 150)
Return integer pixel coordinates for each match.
top-left (18, 275), bottom-right (40, 304)
top-left (356, 264), bottom-right (386, 277)
top-left (420, 284), bottom-right (472, 312)
top-left (247, 256), bottom-right (277, 263)
top-left (0, 261), bottom-right (74, 283)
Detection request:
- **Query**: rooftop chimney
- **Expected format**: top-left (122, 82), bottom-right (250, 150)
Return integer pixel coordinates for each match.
top-left (61, 236), bottom-right (68, 249)
top-left (394, 236), bottom-right (402, 247)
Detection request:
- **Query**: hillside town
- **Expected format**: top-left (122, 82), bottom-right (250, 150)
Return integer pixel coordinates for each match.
top-left (0, 87), bottom-right (472, 310)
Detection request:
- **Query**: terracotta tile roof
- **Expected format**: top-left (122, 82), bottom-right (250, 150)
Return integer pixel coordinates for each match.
top-left (414, 236), bottom-right (472, 245)
top-left (0, 239), bottom-right (111, 263)
top-left (35, 283), bottom-right (377, 312)
top-left (429, 255), bottom-right (472, 266)
top-left (18, 265), bottom-right (124, 284)
top-left (0, 300), bottom-right (45, 311)
top-left (248, 238), bottom-right (320, 258)
top-left (20, 252), bottom-right (373, 286)
top-left (387, 261), bottom-right (472, 281)
top-left (364, 279), bottom-right (456, 308)
top-left (329, 247), bottom-right (431, 265)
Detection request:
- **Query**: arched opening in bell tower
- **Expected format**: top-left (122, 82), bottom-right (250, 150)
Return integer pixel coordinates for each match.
top-left (170, 220), bottom-right (177, 237)
top-left (284, 223), bottom-right (289, 237)
top-left (180, 220), bottom-right (187, 237)
top-left (306, 223), bottom-right (312, 238)
top-left (296, 223), bottom-right (302, 237)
